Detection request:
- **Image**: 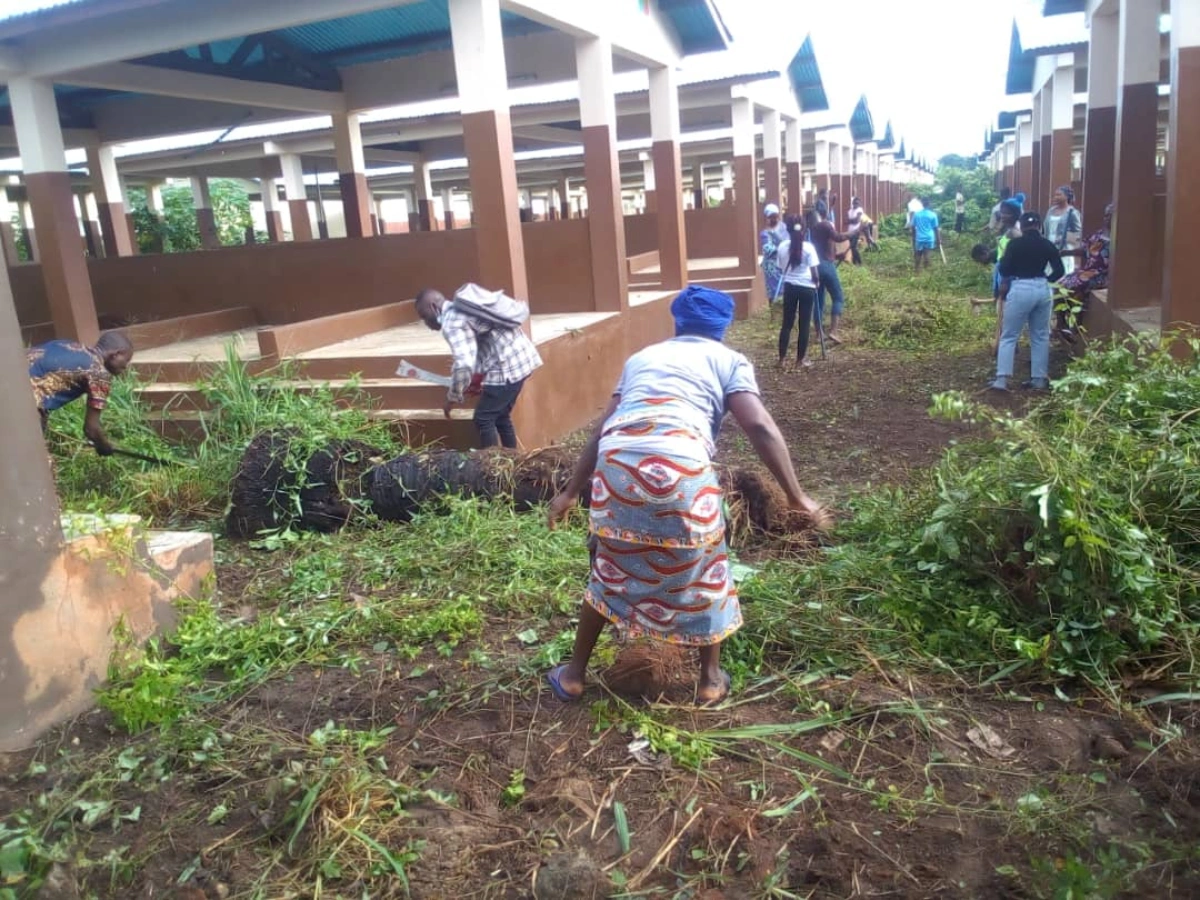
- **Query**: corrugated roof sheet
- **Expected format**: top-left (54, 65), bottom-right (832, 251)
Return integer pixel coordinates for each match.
top-left (848, 95), bottom-right (874, 143)
top-left (786, 35), bottom-right (829, 113)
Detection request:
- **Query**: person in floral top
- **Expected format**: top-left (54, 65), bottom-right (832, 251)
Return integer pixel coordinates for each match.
top-left (1056, 202), bottom-right (1113, 342)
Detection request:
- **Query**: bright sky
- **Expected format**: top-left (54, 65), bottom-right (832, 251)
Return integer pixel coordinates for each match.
top-left (717, 0), bottom-right (1048, 162)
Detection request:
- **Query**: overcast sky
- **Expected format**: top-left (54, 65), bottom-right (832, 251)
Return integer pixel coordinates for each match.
top-left (717, 0), bottom-right (1047, 162)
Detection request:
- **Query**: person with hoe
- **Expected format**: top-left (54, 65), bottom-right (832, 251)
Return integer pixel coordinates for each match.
top-left (544, 285), bottom-right (830, 705)
top-left (806, 208), bottom-right (851, 345)
top-left (415, 283), bottom-right (543, 449)
top-left (990, 211), bottom-right (1065, 392)
top-left (27, 332), bottom-right (134, 456)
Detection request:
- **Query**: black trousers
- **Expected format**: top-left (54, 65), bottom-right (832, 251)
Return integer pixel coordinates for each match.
top-left (778, 283), bottom-right (817, 361)
top-left (473, 378), bottom-right (527, 449)
top-left (955, 213), bottom-right (965, 233)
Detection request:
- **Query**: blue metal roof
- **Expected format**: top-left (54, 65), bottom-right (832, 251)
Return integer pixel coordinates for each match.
top-left (1005, 22), bottom-right (1035, 95)
top-left (1043, 0), bottom-right (1085, 14)
top-left (877, 120), bottom-right (895, 150)
top-left (849, 95), bottom-right (874, 143)
top-left (659, 0), bottom-right (731, 55)
top-left (786, 35), bottom-right (829, 114)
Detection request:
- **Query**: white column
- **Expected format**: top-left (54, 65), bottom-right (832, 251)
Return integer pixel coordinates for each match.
top-left (279, 152), bottom-right (313, 241)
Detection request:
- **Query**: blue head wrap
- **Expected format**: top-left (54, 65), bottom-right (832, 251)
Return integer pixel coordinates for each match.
top-left (1013, 192), bottom-right (1027, 211)
top-left (671, 285), bottom-right (735, 341)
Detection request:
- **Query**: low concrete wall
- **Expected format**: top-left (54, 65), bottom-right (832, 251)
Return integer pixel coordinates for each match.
top-left (624, 213), bottom-right (659, 256)
top-left (684, 205), bottom-right (741, 260)
top-left (522, 218), bottom-right (595, 314)
top-left (12, 231), bottom-right (483, 328)
top-left (258, 300), bottom-right (418, 358)
top-left (14, 221), bottom-right (603, 330)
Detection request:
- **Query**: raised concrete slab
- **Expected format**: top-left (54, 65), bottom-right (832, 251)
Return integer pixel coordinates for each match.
top-left (132, 327), bottom-right (262, 365)
top-left (2, 513), bottom-right (213, 751)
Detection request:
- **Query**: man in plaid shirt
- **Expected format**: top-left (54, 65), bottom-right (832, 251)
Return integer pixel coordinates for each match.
top-left (415, 286), bottom-right (543, 449)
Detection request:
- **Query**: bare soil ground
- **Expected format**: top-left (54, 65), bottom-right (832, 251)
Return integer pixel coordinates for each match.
top-left (3, 298), bottom-right (1197, 900)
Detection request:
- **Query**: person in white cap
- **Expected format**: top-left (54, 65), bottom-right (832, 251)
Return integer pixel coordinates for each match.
top-left (759, 203), bottom-right (789, 306)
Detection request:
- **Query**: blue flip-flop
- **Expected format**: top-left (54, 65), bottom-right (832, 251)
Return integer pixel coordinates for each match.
top-left (545, 665), bottom-right (582, 702)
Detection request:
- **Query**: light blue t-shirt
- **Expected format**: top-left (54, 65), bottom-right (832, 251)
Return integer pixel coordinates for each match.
top-left (603, 336), bottom-right (760, 461)
top-left (913, 208), bottom-right (940, 247)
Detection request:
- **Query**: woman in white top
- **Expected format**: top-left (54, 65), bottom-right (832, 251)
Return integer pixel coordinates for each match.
top-left (775, 217), bottom-right (822, 369)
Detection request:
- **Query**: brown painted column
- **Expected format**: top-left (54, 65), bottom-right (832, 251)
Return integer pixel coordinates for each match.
top-left (10, 77), bottom-right (99, 343)
top-left (577, 35), bottom-right (628, 311)
top-left (731, 96), bottom-right (758, 277)
top-left (190, 177), bottom-right (221, 250)
top-left (761, 109), bottom-right (782, 209)
top-left (1109, 0), bottom-right (1162, 308)
top-left (785, 119), bottom-right (803, 216)
top-left (332, 113), bottom-right (372, 239)
top-left (1039, 90), bottom-right (1053, 212)
top-left (1048, 56), bottom-right (1076, 209)
top-left (279, 154), bottom-right (314, 242)
top-left (1162, 0), bottom-right (1200, 329)
top-left (1031, 92), bottom-right (1044, 209)
top-left (1082, 13), bottom-right (1118, 236)
top-left (649, 65), bottom-right (687, 291)
top-left (557, 175), bottom-right (571, 220)
top-left (85, 145), bottom-right (134, 258)
top-left (451, 0), bottom-right (529, 300)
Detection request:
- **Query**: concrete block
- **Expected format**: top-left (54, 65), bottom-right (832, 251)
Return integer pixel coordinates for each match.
top-left (1, 513), bottom-right (213, 751)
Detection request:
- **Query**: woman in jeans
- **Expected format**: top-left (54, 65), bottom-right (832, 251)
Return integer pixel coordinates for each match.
top-left (774, 217), bottom-right (821, 369)
top-left (991, 211), bottom-right (1066, 391)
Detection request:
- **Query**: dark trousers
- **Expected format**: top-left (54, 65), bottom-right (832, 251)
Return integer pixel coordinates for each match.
top-left (778, 283), bottom-right (817, 361)
top-left (849, 232), bottom-right (862, 265)
top-left (955, 213), bottom-right (965, 233)
top-left (474, 378), bottom-right (526, 449)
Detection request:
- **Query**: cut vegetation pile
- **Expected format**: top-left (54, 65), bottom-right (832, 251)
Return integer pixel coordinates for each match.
top-left (225, 430), bottom-right (824, 547)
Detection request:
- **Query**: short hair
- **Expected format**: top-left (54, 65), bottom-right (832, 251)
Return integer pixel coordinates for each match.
top-left (970, 243), bottom-right (990, 263)
top-left (415, 288), bottom-right (440, 305)
top-left (95, 331), bottom-right (132, 356)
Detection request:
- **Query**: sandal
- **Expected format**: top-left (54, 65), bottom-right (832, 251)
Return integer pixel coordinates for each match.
top-left (545, 665), bottom-right (582, 702)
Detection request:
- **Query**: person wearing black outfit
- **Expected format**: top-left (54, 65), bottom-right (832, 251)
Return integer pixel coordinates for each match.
top-left (990, 211), bottom-right (1065, 391)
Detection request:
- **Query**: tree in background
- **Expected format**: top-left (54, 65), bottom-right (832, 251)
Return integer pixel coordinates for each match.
top-left (126, 180), bottom-right (253, 254)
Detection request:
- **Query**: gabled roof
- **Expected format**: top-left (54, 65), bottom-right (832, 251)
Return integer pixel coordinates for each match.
top-left (1005, 22), bottom-right (1035, 95)
top-left (849, 95), bottom-right (874, 144)
top-left (786, 35), bottom-right (829, 113)
top-left (877, 121), bottom-right (895, 151)
top-left (1043, 0), bottom-right (1085, 14)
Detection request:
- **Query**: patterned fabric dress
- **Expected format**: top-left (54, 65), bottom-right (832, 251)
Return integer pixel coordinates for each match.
top-left (583, 337), bottom-right (758, 647)
top-left (27, 340), bottom-right (112, 413)
top-left (760, 223), bottom-right (788, 303)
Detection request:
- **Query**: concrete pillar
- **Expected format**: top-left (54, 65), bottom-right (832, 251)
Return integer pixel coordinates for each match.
top-left (450, 0), bottom-right (528, 300)
top-left (1031, 91), bottom-right (1044, 210)
top-left (1083, 12), bottom-right (1119, 236)
top-left (9, 77), bottom-right (98, 343)
top-left (414, 159), bottom-right (436, 231)
top-left (815, 138), bottom-right (831, 200)
top-left (0, 249), bottom-right (64, 671)
top-left (649, 64), bottom-right (687, 290)
top-left (640, 153), bottom-right (656, 213)
top-left (840, 146), bottom-right (853, 226)
top-left (557, 174), bottom-right (571, 219)
top-left (280, 154), bottom-right (313, 242)
top-left (79, 193), bottom-right (100, 258)
top-left (1162, 0), bottom-right (1200, 329)
top-left (1048, 55), bottom-right (1076, 212)
top-left (577, 35), bottom-right (627, 312)
top-left (1039, 80), bottom-right (1054, 212)
top-left (1109, 0), bottom-right (1162, 308)
top-left (731, 95), bottom-right (757, 275)
top-left (84, 144), bottom-right (133, 258)
top-left (314, 179), bottom-right (330, 239)
top-left (761, 108), bottom-right (782, 209)
top-left (1016, 118), bottom-right (1033, 197)
top-left (785, 119), bottom-right (803, 216)
top-left (189, 176), bottom-right (221, 249)
top-left (691, 164), bottom-right (704, 210)
top-left (333, 112), bottom-right (372, 238)
top-left (441, 188), bottom-right (456, 229)
top-left (261, 176), bottom-right (283, 242)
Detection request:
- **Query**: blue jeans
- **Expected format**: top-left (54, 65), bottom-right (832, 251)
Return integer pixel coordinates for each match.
top-left (994, 278), bottom-right (1052, 387)
top-left (816, 260), bottom-right (844, 323)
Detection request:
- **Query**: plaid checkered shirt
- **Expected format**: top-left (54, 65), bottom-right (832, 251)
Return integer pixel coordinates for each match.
top-left (440, 304), bottom-right (543, 402)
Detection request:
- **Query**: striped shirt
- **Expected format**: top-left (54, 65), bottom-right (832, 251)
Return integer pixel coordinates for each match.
top-left (440, 303), bottom-right (543, 402)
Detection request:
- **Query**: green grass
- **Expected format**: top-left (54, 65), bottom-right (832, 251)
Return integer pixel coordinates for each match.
top-left (45, 345), bottom-right (409, 529)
